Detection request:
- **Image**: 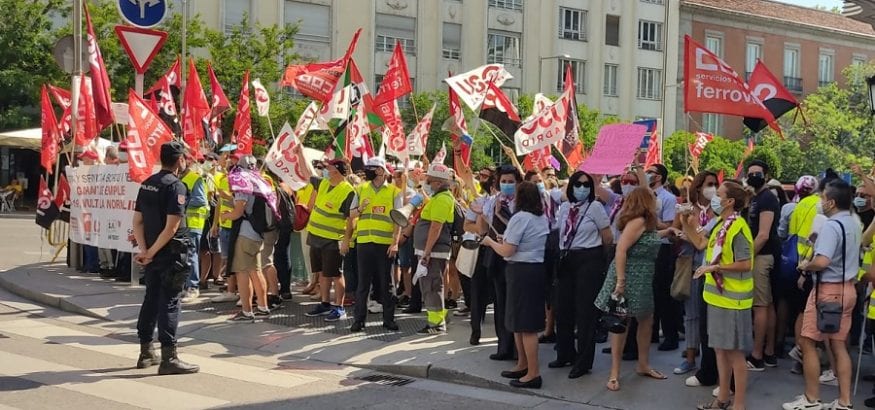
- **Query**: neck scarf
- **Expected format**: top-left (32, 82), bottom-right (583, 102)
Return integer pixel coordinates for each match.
top-left (709, 212), bottom-right (739, 294)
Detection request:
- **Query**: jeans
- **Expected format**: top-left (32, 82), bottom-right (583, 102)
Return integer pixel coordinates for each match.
top-left (137, 261), bottom-right (182, 347)
top-left (275, 227), bottom-right (292, 294)
top-left (82, 245), bottom-right (99, 272)
top-left (354, 243), bottom-right (396, 324)
top-left (186, 231), bottom-right (202, 289)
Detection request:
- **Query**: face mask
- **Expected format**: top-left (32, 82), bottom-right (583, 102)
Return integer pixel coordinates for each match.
top-left (710, 196), bottom-right (724, 214)
top-left (423, 184), bottom-right (434, 196)
top-left (537, 182), bottom-right (546, 194)
top-left (573, 186), bottom-right (591, 202)
top-left (364, 169), bottom-right (378, 181)
top-left (747, 172), bottom-right (766, 190)
top-left (621, 184), bottom-right (636, 197)
top-left (321, 168), bottom-right (330, 179)
top-left (702, 186), bottom-right (717, 201)
top-left (645, 173), bottom-right (653, 186)
top-left (500, 182), bottom-right (515, 197)
top-left (854, 197), bottom-right (867, 208)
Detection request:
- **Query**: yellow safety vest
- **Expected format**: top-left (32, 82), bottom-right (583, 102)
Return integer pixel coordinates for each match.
top-left (356, 182), bottom-right (399, 245)
top-left (704, 217), bottom-right (755, 310)
top-left (297, 184), bottom-right (314, 206)
top-left (307, 179), bottom-right (354, 241)
top-left (181, 170), bottom-right (209, 231)
top-left (789, 195), bottom-right (819, 259)
top-left (214, 172), bottom-right (233, 229)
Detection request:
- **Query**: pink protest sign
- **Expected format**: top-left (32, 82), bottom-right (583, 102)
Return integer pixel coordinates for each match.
top-left (579, 124), bottom-right (648, 175)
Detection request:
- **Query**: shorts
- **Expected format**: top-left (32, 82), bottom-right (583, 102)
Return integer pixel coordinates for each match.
top-left (309, 240), bottom-right (342, 277)
top-left (219, 228), bottom-right (232, 258)
top-left (801, 281), bottom-right (856, 342)
top-left (260, 229), bottom-right (279, 269)
top-left (398, 238), bottom-right (415, 269)
top-left (231, 236), bottom-right (263, 274)
top-left (753, 254), bottom-right (774, 307)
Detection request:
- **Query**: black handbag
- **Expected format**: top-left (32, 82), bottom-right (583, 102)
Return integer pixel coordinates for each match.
top-left (815, 220), bottom-right (846, 334)
top-left (600, 294), bottom-right (629, 334)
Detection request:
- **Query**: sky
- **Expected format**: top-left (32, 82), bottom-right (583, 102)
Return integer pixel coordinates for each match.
top-left (775, 0), bottom-right (844, 9)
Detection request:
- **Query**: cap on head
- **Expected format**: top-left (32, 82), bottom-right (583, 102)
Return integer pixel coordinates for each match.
top-left (426, 164), bottom-right (452, 181)
top-left (219, 144), bottom-right (238, 153)
top-left (160, 141), bottom-right (187, 165)
top-left (365, 157), bottom-right (388, 173)
top-left (238, 155), bottom-right (258, 170)
top-left (326, 159), bottom-right (349, 176)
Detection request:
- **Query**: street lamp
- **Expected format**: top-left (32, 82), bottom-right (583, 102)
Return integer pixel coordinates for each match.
top-left (538, 54), bottom-right (571, 93)
top-left (867, 75), bottom-right (875, 114)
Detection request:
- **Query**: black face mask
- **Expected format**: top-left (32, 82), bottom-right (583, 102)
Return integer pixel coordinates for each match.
top-left (364, 169), bottom-right (378, 181)
top-left (747, 173), bottom-right (765, 190)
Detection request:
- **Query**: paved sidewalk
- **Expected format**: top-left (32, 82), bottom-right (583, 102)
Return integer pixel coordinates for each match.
top-left (2, 262), bottom-right (874, 409)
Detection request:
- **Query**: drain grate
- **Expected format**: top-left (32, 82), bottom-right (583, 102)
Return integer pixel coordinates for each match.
top-left (357, 373), bottom-right (415, 387)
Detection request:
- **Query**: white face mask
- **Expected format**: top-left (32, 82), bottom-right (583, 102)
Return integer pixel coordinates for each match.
top-left (702, 186), bottom-right (717, 201)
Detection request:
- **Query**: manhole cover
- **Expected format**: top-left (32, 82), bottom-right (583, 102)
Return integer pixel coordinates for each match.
top-left (357, 373), bottom-right (415, 387)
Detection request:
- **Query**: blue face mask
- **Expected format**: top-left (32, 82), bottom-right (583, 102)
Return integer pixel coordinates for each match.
top-left (537, 182), bottom-right (546, 194)
top-left (322, 168), bottom-right (330, 179)
top-left (854, 197), bottom-right (867, 208)
top-left (710, 195), bottom-right (724, 214)
top-left (500, 182), bottom-right (515, 196)
top-left (621, 184), bottom-right (636, 197)
top-left (573, 186), bottom-right (591, 202)
top-left (423, 184), bottom-right (434, 196)
top-left (645, 173), bottom-right (654, 185)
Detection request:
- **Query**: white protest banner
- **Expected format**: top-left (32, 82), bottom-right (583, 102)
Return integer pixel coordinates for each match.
top-left (445, 64), bottom-right (512, 111)
top-left (266, 122), bottom-right (308, 191)
top-left (66, 164), bottom-right (139, 252)
top-left (297, 100), bottom-right (327, 133)
top-left (579, 124), bottom-right (649, 175)
top-left (513, 87), bottom-right (572, 155)
top-left (406, 104), bottom-right (435, 156)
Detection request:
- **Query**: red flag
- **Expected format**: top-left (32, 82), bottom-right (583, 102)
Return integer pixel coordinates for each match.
top-left (558, 64), bottom-right (585, 170)
top-left (644, 128), bottom-right (662, 169)
top-left (281, 29), bottom-right (361, 102)
top-left (74, 76), bottom-right (98, 147)
top-left (523, 146), bottom-right (551, 171)
top-left (689, 132), bottom-right (714, 159)
top-left (182, 58), bottom-right (210, 159)
top-left (207, 63), bottom-right (231, 117)
top-left (381, 101), bottom-right (408, 160)
top-left (83, 2), bottom-right (114, 130)
top-left (446, 85), bottom-right (471, 166)
top-left (479, 82), bottom-right (521, 138)
top-left (146, 57), bottom-right (181, 96)
top-left (35, 175), bottom-right (60, 229)
top-left (373, 41), bottom-right (413, 106)
top-left (126, 90), bottom-right (175, 183)
top-left (683, 35), bottom-right (779, 133)
top-left (743, 60), bottom-right (799, 134)
top-left (232, 71), bottom-right (253, 155)
top-left (48, 85), bottom-right (72, 109)
top-left (54, 174), bottom-right (70, 209)
top-left (40, 86), bottom-right (61, 173)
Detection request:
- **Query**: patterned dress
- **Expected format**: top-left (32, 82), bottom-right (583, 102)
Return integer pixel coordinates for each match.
top-left (595, 231), bottom-right (661, 316)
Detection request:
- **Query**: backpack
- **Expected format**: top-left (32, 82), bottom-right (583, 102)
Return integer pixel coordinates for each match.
top-left (246, 195), bottom-right (277, 235)
top-left (450, 202), bottom-right (466, 240)
top-left (275, 188), bottom-right (295, 229)
top-left (778, 234), bottom-right (801, 282)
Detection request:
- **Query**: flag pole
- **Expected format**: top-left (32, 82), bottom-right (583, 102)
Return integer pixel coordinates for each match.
top-left (266, 116), bottom-right (277, 144)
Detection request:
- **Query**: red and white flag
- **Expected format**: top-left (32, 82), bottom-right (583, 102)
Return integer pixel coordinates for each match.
top-left (689, 132), bottom-right (714, 159)
top-left (54, 174), bottom-right (70, 209)
top-left (182, 58), bottom-right (210, 159)
top-left (479, 82), bottom-right (521, 138)
top-left (207, 63), bottom-right (231, 116)
top-left (251, 78), bottom-right (271, 117)
top-left (280, 29), bottom-right (361, 103)
top-left (381, 101), bottom-right (408, 160)
top-left (266, 121), bottom-right (308, 190)
top-left (146, 57), bottom-right (181, 95)
top-left (433, 142), bottom-right (447, 164)
top-left (373, 41), bottom-right (413, 106)
top-left (445, 64), bottom-right (513, 111)
top-left (557, 65), bottom-right (585, 170)
top-left (74, 75), bottom-right (98, 147)
top-left (232, 71), bottom-right (253, 155)
top-left (514, 87), bottom-right (572, 155)
top-left (40, 86), bottom-right (61, 173)
top-left (444, 84), bottom-right (471, 166)
top-left (83, 2), bottom-right (114, 130)
top-left (743, 60), bottom-right (798, 134)
top-left (295, 101), bottom-right (327, 136)
top-left (523, 146), bottom-right (552, 172)
top-left (344, 104), bottom-right (371, 160)
top-left (644, 128), bottom-right (662, 169)
top-left (48, 85), bottom-right (73, 137)
top-left (126, 90), bottom-right (175, 183)
top-left (406, 104), bottom-right (435, 157)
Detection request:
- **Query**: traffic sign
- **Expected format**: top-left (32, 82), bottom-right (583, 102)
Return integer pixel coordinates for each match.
top-left (52, 35), bottom-right (90, 74)
top-left (114, 25), bottom-right (168, 74)
top-left (117, 0), bottom-right (168, 29)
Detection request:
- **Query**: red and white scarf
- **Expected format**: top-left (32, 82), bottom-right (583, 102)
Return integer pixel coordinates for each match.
top-left (709, 212), bottom-right (739, 293)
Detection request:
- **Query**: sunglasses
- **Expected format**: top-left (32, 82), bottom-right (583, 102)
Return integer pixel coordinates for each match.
top-left (314, 166), bottom-right (325, 170)
top-left (621, 179), bottom-right (638, 185)
top-left (573, 181), bottom-right (592, 188)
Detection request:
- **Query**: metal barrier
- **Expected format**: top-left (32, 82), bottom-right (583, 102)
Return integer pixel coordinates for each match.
top-left (46, 220), bottom-right (69, 263)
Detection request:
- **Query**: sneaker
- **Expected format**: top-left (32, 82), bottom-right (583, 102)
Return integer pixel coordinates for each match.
top-left (397, 295), bottom-right (410, 307)
top-left (789, 346), bottom-right (804, 363)
top-left (674, 360), bottom-right (697, 375)
top-left (445, 299), bottom-right (458, 309)
top-left (254, 307), bottom-right (270, 318)
top-left (267, 295), bottom-right (283, 310)
top-left (453, 307), bottom-right (471, 317)
top-left (791, 362), bottom-right (804, 375)
top-left (324, 307), bottom-right (347, 322)
top-left (764, 354), bottom-right (779, 367)
top-left (823, 399), bottom-right (853, 410)
top-left (305, 304), bottom-right (333, 317)
top-left (181, 288), bottom-right (200, 303)
top-left (782, 394), bottom-right (823, 410)
top-left (228, 311), bottom-right (254, 322)
top-left (712, 386), bottom-right (734, 398)
top-left (367, 300), bottom-right (383, 314)
top-left (211, 292), bottom-right (239, 303)
top-left (417, 325), bottom-right (446, 335)
top-left (280, 292), bottom-right (293, 300)
top-left (819, 370), bottom-right (838, 386)
top-left (746, 355), bottom-right (766, 372)
top-left (685, 375), bottom-right (703, 387)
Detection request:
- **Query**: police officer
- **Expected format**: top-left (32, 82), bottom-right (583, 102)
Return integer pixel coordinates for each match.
top-left (133, 141), bottom-right (200, 375)
top-left (180, 159), bottom-right (209, 301)
top-left (348, 157), bottom-right (403, 332)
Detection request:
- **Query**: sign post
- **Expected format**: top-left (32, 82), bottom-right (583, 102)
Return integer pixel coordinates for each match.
top-left (114, 25), bottom-right (168, 96)
top-left (117, 0), bottom-right (168, 29)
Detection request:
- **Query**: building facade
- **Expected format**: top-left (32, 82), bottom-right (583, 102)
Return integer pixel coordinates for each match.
top-left (679, 0), bottom-right (875, 139)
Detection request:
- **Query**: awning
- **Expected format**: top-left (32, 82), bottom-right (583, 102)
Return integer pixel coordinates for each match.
top-left (843, 1), bottom-right (875, 27)
top-left (0, 128), bottom-right (40, 150)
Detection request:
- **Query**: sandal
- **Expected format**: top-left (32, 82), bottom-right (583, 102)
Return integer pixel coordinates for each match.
top-left (606, 378), bottom-right (620, 391)
top-left (636, 368), bottom-right (668, 380)
top-left (696, 399), bottom-right (731, 410)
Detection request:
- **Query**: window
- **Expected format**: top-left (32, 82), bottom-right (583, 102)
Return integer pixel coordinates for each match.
top-left (705, 35), bottom-right (722, 58)
top-left (284, 1), bottom-right (330, 43)
top-left (442, 23), bottom-right (461, 60)
top-left (637, 68), bottom-right (662, 100)
top-left (224, 0), bottom-right (251, 33)
top-left (641, 0), bottom-right (664, 3)
top-left (853, 55), bottom-right (868, 66)
top-left (745, 42), bottom-right (761, 79)
top-left (489, 0), bottom-right (522, 11)
top-left (375, 14), bottom-right (416, 55)
top-left (819, 53), bottom-right (834, 86)
top-left (702, 114), bottom-right (722, 135)
top-left (784, 46), bottom-right (801, 93)
top-left (487, 31), bottom-right (521, 67)
top-left (605, 15), bottom-right (620, 46)
top-left (638, 20), bottom-right (663, 51)
top-left (559, 7), bottom-right (586, 41)
top-left (604, 64), bottom-right (619, 96)
top-left (558, 59), bottom-right (585, 93)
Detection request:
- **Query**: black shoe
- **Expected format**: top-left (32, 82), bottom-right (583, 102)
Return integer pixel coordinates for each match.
top-left (254, 307), bottom-right (271, 318)
top-left (863, 374), bottom-right (875, 382)
top-left (538, 334), bottom-right (556, 344)
top-left (548, 359), bottom-right (572, 368)
top-left (490, 352), bottom-right (514, 361)
top-left (568, 367), bottom-right (589, 379)
top-left (99, 269), bottom-right (116, 279)
top-left (280, 292), bottom-right (293, 300)
top-left (509, 376), bottom-right (542, 389)
top-left (268, 295), bottom-right (283, 310)
top-left (136, 343), bottom-right (160, 369)
top-left (115, 275), bottom-right (131, 283)
top-left (865, 396), bottom-right (875, 408)
top-left (157, 345), bottom-right (200, 375)
top-left (402, 306), bottom-right (422, 314)
top-left (138, 276), bottom-right (146, 285)
top-left (383, 321), bottom-right (399, 331)
top-left (350, 322), bottom-right (365, 332)
top-left (500, 368), bottom-right (527, 378)
top-left (746, 355), bottom-right (765, 372)
top-left (658, 340), bottom-right (679, 351)
top-left (469, 331), bottom-right (481, 346)
top-left (397, 295), bottom-right (410, 307)
top-left (445, 299), bottom-right (458, 309)
top-left (417, 325), bottom-right (445, 335)
top-left (764, 354), bottom-right (778, 368)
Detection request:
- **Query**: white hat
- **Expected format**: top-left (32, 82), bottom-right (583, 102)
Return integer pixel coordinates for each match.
top-left (426, 164), bottom-right (452, 181)
top-left (365, 157), bottom-right (388, 172)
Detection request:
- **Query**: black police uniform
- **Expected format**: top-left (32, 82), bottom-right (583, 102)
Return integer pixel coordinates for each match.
top-left (135, 169), bottom-right (189, 347)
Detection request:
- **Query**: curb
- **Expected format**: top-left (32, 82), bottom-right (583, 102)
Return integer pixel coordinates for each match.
top-left (0, 268), bottom-right (109, 322)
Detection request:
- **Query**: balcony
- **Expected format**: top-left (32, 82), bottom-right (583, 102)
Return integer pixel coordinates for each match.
top-left (784, 76), bottom-right (803, 94)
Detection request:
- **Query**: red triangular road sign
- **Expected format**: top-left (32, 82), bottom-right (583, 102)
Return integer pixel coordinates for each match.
top-left (114, 25), bottom-right (168, 74)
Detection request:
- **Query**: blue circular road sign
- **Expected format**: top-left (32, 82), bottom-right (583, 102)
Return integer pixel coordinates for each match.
top-left (117, 0), bottom-right (168, 29)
